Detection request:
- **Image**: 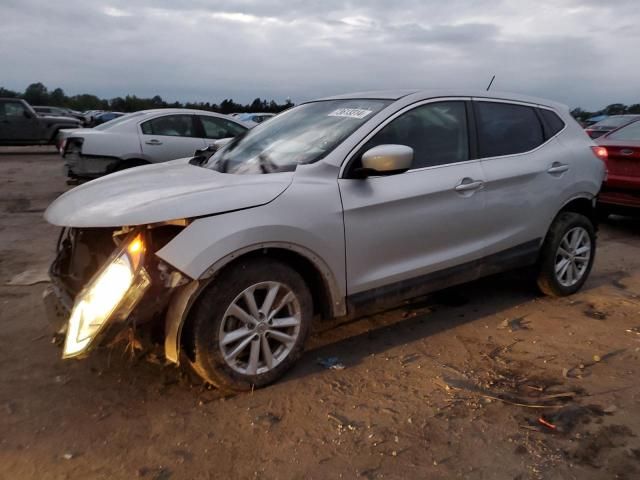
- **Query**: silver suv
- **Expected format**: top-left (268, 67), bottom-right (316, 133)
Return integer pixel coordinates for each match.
top-left (44, 90), bottom-right (605, 391)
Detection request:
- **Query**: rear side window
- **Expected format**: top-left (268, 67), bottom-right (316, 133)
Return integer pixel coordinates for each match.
top-left (475, 102), bottom-right (544, 158)
top-left (538, 108), bottom-right (565, 138)
top-left (141, 115), bottom-right (197, 137)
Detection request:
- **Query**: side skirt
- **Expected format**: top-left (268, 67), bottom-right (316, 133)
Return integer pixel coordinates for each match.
top-left (346, 239), bottom-right (541, 318)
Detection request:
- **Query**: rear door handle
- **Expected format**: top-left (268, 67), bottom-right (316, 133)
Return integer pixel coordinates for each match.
top-left (455, 179), bottom-right (484, 192)
top-left (547, 162), bottom-right (569, 174)
top-left (145, 139), bottom-right (162, 145)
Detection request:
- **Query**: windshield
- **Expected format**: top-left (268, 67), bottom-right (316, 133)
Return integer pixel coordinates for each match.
top-left (205, 99), bottom-right (391, 174)
top-left (93, 111), bottom-right (146, 131)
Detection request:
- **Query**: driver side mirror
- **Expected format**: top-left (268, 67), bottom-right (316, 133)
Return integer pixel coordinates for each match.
top-left (353, 144), bottom-right (413, 178)
top-left (23, 110), bottom-right (34, 119)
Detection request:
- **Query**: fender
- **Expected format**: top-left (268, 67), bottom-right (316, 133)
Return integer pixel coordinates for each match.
top-left (163, 241), bottom-right (346, 364)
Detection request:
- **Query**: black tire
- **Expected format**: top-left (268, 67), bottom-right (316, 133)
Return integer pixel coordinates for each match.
top-left (536, 212), bottom-right (596, 297)
top-left (595, 203), bottom-right (611, 223)
top-left (188, 258), bottom-right (313, 392)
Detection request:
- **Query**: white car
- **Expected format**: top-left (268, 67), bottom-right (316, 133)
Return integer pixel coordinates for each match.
top-left (59, 109), bottom-right (250, 179)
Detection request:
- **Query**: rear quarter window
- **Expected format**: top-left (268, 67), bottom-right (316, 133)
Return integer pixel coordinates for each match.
top-left (475, 102), bottom-right (545, 158)
top-left (538, 108), bottom-right (565, 138)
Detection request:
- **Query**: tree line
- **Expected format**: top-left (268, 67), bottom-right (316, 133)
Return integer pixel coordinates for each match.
top-left (0, 83), bottom-right (294, 114)
top-left (3, 83), bottom-right (639, 121)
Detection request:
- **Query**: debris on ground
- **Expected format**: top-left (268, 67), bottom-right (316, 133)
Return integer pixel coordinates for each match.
top-left (317, 357), bottom-right (346, 370)
top-left (327, 412), bottom-right (360, 432)
top-left (536, 404), bottom-right (607, 433)
top-left (136, 466), bottom-right (172, 479)
top-left (252, 412), bottom-right (281, 428)
top-left (498, 317), bottom-right (531, 332)
top-left (625, 327), bottom-right (640, 336)
top-left (5, 269), bottom-right (50, 286)
top-left (562, 349), bottom-right (626, 379)
top-left (439, 374), bottom-right (576, 408)
top-left (584, 307), bottom-right (607, 320)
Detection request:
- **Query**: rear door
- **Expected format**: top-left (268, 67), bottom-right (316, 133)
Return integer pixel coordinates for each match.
top-left (139, 114), bottom-right (206, 162)
top-left (338, 100), bottom-right (488, 301)
top-left (474, 100), bottom-right (567, 264)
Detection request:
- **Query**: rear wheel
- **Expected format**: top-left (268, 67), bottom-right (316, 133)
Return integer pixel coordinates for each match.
top-left (188, 259), bottom-right (312, 392)
top-left (536, 212), bottom-right (596, 296)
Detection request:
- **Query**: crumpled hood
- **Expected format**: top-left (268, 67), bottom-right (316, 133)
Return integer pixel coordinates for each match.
top-left (45, 158), bottom-right (294, 227)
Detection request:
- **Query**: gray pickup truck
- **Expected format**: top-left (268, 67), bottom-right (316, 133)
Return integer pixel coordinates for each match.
top-left (0, 98), bottom-right (82, 146)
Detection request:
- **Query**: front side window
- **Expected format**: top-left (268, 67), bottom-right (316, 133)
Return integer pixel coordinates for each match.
top-left (607, 120), bottom-right (640, 141)
top-left (2, 101), bottom-right (28, 118)
top-left (199, 116), bottom-right (247, 139)
top-left (358, 101), bottom-right (469, 169)
top-left (140, 115), bottom-right (197, 137)
top-left (206, 99), bottom-right (391, 174)
top-left (476, 102), bottom-right (544, 158)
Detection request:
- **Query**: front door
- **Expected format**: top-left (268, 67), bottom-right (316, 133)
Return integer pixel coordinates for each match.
top-left (338, 100), bottom-right (488, 304)
top-left (0, 100), bottom-right (43, 141)
top-left (139, 114), bottom-right (206, 162)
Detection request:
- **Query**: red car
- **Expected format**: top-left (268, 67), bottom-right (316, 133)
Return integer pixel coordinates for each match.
top-left (596, 119), bottom-right (640, 216)
top-left (586, 115), bottom-right (640, 139)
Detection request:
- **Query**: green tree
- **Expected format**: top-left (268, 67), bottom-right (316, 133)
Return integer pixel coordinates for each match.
top-left (49, 88), bottom-right (66, 106)
top-left (604, 103), bottom-right (627, 116)
top-left (23, 82), bottom-right (49, 105)
top-left (0, 87), bottom-right (19, 98)
top-left (628, 104), bottom-right (640, 114)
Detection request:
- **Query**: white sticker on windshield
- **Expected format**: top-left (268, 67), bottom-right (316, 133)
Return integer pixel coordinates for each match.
top-left (328, 108), bottom-right (373, 119)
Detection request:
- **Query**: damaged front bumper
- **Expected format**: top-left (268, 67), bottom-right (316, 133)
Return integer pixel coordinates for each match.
top-left (45, 229), bottom-right (152, 358)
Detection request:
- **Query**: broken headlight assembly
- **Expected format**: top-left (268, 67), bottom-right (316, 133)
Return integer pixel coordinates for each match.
top-left (63, 231), bottom-right (151, 358)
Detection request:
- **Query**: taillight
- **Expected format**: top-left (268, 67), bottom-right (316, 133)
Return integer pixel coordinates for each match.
top-left (591, 146), bottom-right (608, 181)
top-left (591, 146), bottom-right (608, 160)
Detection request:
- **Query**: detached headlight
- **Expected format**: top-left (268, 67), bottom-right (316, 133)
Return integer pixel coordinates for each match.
top-left (63, 232), bottom-right (151, 358)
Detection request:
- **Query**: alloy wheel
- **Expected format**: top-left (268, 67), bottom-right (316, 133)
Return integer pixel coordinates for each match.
top-left (218, 281), bottom-right (302, 375)
top-left (554, 226), bottom-right (591, 287)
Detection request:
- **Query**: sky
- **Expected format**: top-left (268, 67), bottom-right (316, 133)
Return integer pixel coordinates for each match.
top-left (1, 0), bottom-right (638, 110)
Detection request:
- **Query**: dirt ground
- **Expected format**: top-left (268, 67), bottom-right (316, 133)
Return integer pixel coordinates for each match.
top-left (1, 148), bottom-right (639, 480)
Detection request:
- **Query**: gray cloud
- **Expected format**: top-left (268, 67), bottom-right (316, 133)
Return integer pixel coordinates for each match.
top-left (1, 0), bottom-right (638, 109)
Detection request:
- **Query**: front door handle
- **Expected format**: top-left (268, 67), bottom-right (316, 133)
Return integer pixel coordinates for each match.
top-left (455, 179), bottom-right (484, 192)
top-left (547, 162), bottom-right (569, 174)
top-left (145, 139), bottom-right (162, 145)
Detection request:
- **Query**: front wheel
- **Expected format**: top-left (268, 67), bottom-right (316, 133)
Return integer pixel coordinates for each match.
top-left (188, 259), bottom-right (313, 392)
top-left (536, 212), bottom-right (596, 297)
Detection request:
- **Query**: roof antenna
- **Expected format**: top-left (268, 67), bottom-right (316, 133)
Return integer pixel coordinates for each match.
top-left (486, 75), bottom-right (496, 91)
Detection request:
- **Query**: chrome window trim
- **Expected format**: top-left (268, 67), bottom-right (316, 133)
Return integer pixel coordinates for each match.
top-left (339, 97), bottom-right (568, 178)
